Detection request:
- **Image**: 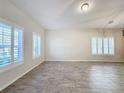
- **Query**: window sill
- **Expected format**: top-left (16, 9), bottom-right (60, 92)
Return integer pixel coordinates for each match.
top-left (0, 62), bottom-right (23, 73)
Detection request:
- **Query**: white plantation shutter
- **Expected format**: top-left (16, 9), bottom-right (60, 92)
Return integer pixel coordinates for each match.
top-left (33, 33), bottom-right (41, 58)
top-left (38, 36), bottom-right (41, 56)
top-left (98, 38), bottom-right (103, 54)
top-left (91, 37), bottom-right (114, 55)
top-left (0, 23), bottom-right (12, 67)
top-left (33, 34), bottom-right (37, 58)
top-left (0, 22), bottom-right (23, 68)
top-left (109, 37), bottom-right (114, 55)
top-left (103, 38), bottom-right (109, 54)
top-left (91, 37), bottom-right (97, 55)
top-left (14, 28), bottom-right (23, 63)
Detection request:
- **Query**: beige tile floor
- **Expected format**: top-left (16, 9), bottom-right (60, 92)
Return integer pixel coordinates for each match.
top-left (1, 62), bottom-right (124, 93)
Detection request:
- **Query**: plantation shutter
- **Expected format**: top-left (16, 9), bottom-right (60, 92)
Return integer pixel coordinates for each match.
top-left (33, 33), bottom-right (41, 58)
top-left (0, 23), bottom-right (12, 67)
top-left (0, 22), bottom-right (23, 68)
top-left (14, 28), bottom-right (23, 63)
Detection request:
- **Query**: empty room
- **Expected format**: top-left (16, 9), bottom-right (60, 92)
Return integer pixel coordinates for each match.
top-left (0, 0), bottom-right (124, 93)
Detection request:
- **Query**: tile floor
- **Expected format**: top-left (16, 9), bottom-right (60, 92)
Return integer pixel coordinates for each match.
top-left (1, 62), bottom-right (124, 93)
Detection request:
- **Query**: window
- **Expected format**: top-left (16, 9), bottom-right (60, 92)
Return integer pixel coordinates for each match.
top-left (14, 28), bottom-right (23, 62)
top-left (0, 22), bottom-right (23, 68)
top-left (98, 37), bottom-right (102, 54)
top-left (109, 37), bottom-right (114, 54)
top-left (91, 37), bottom-right (97, 55)
top-left (33, 33), bottom-right (41, 58)
top-left (91, 37), bottom-right (114, 55)
top-left (103, 38), bottom-right (109, 54)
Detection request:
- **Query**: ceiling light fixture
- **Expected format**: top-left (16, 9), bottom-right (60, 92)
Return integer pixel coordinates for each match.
top-left (81, 3), bottom-right (89, 12)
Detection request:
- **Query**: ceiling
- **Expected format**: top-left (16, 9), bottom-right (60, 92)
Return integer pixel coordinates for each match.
top-left (9, 0), bottom-right (124, 30)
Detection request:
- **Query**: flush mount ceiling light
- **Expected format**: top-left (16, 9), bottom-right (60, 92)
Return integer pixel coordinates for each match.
top-left (81, 3), bottom-right (89, 12)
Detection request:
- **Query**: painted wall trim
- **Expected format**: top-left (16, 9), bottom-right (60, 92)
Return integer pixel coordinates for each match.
top-left (0, 60), bottom-right (45, 92)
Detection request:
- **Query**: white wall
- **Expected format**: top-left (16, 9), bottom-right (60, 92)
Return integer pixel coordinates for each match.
top-left (46, 29), bottom-right (124, 62)
top-left (0, 0), bottom-right (45, 91)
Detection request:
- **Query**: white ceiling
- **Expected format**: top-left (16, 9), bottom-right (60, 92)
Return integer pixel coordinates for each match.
top-left (9, 0), bottom-right (124, 30)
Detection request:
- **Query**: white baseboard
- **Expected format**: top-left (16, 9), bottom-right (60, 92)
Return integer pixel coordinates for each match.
top-left (45, 59), bottom-right (124, 62)
top-left (0, 60), bottom-right (45, 92)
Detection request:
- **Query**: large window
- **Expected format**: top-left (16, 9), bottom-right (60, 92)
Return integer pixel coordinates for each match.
top-left (0, 22), bottom-right (23, 68)
top-left (33, 33), bottom-right (41, 58)
top-left (91, 37), bottom-right (114, 55)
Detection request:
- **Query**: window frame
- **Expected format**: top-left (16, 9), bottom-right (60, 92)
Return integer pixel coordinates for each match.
top-left (0, 18), bottom-right (24, 72)
top-left (33, 32), bottom-right (41, 59)
top-left (91, 37), bottom-right (115, 56)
